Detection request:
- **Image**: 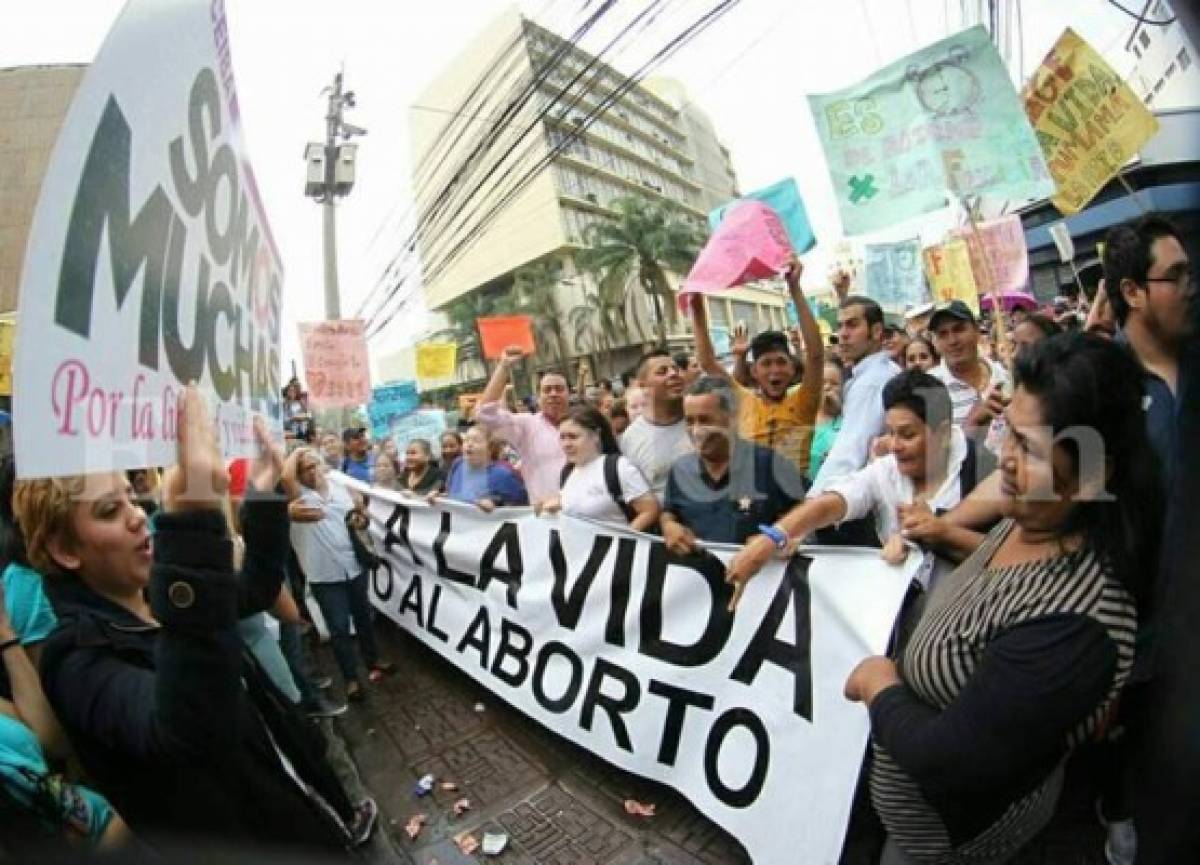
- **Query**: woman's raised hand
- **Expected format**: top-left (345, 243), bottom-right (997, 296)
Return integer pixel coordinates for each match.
top-left (162, 385), bottom-right (228, 514)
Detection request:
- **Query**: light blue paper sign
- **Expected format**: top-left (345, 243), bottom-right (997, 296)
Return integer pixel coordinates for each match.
top-left (784, 297), bottom-right (822, 327)
top-left (710, 326), bottom-right (732, 356)
top-left (709, 178), bottom-right (816, 254)
top-left (368, 381), bottom-right (420, 440)
top-left (808, 25), bottom-right (1054, 235)
top-left (390, 410), bottom-right (447, 451)
top-left (865, 238), bottom-right (930, 312)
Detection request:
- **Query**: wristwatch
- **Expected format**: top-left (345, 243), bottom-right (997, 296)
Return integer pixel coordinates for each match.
top-left (758, 524), bottom-right (789, 550)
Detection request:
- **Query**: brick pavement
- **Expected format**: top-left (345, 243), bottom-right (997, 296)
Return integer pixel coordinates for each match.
top-left (324, 620), bottom-right (752, 865)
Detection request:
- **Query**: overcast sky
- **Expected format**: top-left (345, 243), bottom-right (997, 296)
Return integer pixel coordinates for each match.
top-left (2, 0), bottom-right (1137, 374)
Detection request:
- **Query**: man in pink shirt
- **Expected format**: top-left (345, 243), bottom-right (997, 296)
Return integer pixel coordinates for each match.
top-left (476, 346), bottom-right (568, 505)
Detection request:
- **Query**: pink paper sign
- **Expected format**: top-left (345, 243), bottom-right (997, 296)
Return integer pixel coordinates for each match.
top-left (298, 320), bottom-right (372, 408)
top-left (679, 201), bottom-right (793, 312)
top-left (952, 214), bottom-right (1029, 295)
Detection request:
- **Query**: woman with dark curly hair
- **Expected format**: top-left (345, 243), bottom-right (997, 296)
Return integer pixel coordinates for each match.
top-left (844, 334), bottom-right (1164, 864)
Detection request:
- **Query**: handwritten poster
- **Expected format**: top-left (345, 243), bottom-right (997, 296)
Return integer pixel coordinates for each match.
top-left (416, 342), bottom-right (457, 383)
top-left (367, 380), bottom-right (420, 441)
top-left (809, 25), bottom-right (1054, 235)
top-left (923, 238), bottom-right (980, 315)
top-left (13, 0), bottom-right (284, 478)
top-left (1024, 28), bottom-right (1159, 215)
top-left (0, 320), bottom-right (14, 398)
top-left (709, 177), bottom-right (816, 255)
top-left (950, 214), bottom-right (1029, 294)
top-left (864, 238), bottom-right (929, 312)
top-left (299, 320), bottom-right (371, 408)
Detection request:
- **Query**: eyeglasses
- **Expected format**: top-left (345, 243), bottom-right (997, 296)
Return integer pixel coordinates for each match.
top-left (1145, 266), bottom-right (1195, 292)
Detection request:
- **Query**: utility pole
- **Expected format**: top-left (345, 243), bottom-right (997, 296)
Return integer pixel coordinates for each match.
top-left (304, 69), bottom-right (367, 321)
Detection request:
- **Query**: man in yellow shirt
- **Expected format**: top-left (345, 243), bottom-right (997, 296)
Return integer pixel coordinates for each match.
top-left (690, 258), bottom-right (825, 481)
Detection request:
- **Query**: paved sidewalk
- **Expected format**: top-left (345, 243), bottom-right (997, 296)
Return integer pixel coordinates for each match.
top-left (326, 621), bottom-right (751, 865)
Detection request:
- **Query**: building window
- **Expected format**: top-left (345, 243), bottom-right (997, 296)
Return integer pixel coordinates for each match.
top-left (1139, 29), bottom-right (1151, 49)
top-left (730, 301), bottom-right (757, 331)
top-left (706, 298), bottom-right (729, 328)
top-left (1180, 47), bottom-right (1192, 70)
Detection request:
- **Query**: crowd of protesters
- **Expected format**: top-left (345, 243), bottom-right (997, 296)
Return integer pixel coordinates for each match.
top-left (0, 213), bottom-right (1194, 863)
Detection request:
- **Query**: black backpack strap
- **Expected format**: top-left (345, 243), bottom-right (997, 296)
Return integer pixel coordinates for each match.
top-left (560, 462), bottom-right (575, 487)
top-left (603, 453), bottom-right (638, 522)
top-left (960, 439), bottom-right (979, 499)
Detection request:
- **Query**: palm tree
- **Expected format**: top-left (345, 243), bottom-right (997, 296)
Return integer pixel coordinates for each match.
top-left (513, 257), bottom-right (573, 384)
top-left (575, 196), bottom-right (705, 344)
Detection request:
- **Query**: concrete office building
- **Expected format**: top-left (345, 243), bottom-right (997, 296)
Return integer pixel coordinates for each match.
top-left (409, 7), bottom-right (787, 383)
top-left (0, 64), bottom-right (85, 315)
top-left (1126, 0), bottom-right (1200, 110)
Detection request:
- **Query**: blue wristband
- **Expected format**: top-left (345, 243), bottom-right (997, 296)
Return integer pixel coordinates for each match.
top-left (758, 524), bottom-right (788, 550)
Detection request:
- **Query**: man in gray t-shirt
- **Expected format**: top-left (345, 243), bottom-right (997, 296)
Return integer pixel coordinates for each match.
top-left (619, 348), bottom-right (693, 501)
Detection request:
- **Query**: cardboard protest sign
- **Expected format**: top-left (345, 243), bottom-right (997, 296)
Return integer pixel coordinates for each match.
top-left (371, 381), bottom-right (420, 419)
top-left (13, 0), bottom-right (283, 477)
top-left (478, 315), bottom-right (535, 360)
top-left (679, 201), bottom-right (792, 311)
top-left (0, 320), bottom-right (14, 398)
top-left (1024, 28), bottom-right (1160, 215)
top-left (950, 214), bottom-right (1029, 294)
top-left (709, 177), bottom-right (816, 254)
top-left (864, 238), bottom-right (929, 312)
top-left (299, 320), bottom-right (371, 408)
top-left (366, 380), bottom-right (420, 441)
top-left (339, 476), bottom-right (915, 865)
top-left (809, 25), bottom-right (1054, 235)
top-left (416, 342), bottom-right (457, 383)
top-left (923, 238), bottom-right (980, 314)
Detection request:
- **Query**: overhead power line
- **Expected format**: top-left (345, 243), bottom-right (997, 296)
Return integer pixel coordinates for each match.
top-left (366, 0), bottom-right (744, 341)
top-left (355, 1), bottom-right (621, 325)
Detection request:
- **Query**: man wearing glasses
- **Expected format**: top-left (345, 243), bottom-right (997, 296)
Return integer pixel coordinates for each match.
top-left (1104, 214), bottom-right (1194, 478)
top-left (1098, 213), bottom-right (1195, 863)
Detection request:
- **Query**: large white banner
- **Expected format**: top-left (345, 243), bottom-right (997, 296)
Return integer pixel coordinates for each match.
top-left (343, 477), bottom-right (915, 865)
top-left (14, 0), bottom-right (282, 478)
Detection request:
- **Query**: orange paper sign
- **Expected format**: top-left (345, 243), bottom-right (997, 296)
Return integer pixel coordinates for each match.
top-left (477, 315), bottom-right (535, 360)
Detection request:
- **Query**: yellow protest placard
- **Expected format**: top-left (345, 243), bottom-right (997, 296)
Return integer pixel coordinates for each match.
top-left (416, 342), bottom-right (457, 382)
top-left (923, 239), bottom-right (980, 315)
top-left (1023, 28), bottom-right (1159, 215)
top-left (0, 319), bottom-right (15, 397)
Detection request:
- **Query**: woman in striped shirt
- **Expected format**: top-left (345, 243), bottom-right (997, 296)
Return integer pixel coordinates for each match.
top-left (844, 334), bottom-right (1164, 864)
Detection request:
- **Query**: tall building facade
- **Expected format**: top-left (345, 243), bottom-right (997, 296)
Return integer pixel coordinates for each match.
top-left (1126, 0), bottom-right (1200, 110)
top-left (409, 8), bottom-right (787, 383)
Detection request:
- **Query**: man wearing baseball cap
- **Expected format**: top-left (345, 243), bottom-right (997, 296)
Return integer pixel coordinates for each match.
top-left (689, 256), bottom-right (824, 483)
top-left (340, 427), bottom-right (375, 484)
top-left (927, 300), bottom-right (1009, 434)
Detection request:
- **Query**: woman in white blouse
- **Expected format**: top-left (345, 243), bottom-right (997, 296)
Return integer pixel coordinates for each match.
top-left (726, 369), bottom-right (989, 606)
top-left (538, 407), bottom-right (659, 532)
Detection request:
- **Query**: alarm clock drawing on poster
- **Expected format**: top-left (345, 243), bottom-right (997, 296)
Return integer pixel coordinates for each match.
top-left (905, 45), bottom-right (982, 118)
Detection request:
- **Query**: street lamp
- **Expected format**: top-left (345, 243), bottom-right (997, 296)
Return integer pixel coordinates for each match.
top-left (304, 71), bottom-right (367, 321)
